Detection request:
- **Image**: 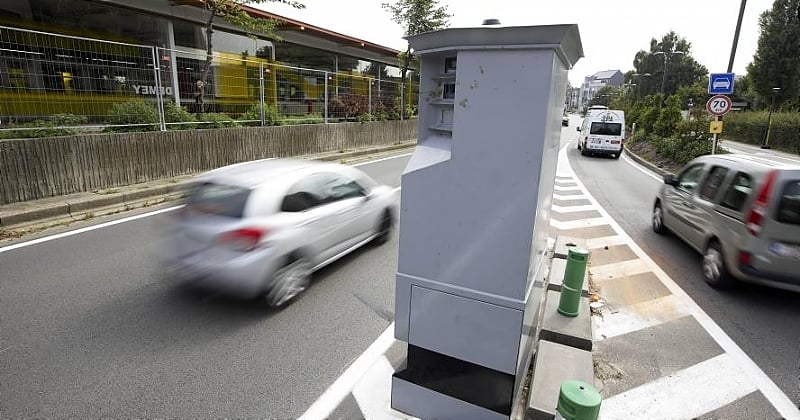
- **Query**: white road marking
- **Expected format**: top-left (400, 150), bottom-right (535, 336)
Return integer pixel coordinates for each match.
top-left (723, 144), bottom-right (800, 164)
top-left (299, 324), bottom-right (397, 420)
top-left (551, 204), bottom-right (597, 213)
top-left (0, 206), bottom-right (181, 255)
top-left (599, 354), bottom-right (758, 420)
top-left (592, 294), bottom-right (691, 341)
top-left (621, 153), bottom-right (663, 182)
top-left (554, 185), bottom-right (582, 192)
top-left (585, 235), bottom-right (628, 250)
top-left (0, 153), bottom-right (411, 255)
top-left (354, 152), bottom-right (413, 166)
top-left (352, 356), bottom-right (417, 420)
top-left (550, 217), bottom-right (609, 231)
top-left (553, 193), bottom-right (589, 201)
top-left (560, 144), bottom-right (799, 418)
top-left (590, 258), bottom-right (652, 281)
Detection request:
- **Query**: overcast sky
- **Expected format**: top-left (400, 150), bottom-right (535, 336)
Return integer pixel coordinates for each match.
top-left (261, 0), bottom-right (774, 87)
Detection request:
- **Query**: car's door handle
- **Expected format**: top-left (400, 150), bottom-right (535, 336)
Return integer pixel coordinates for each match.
top-left (297, 217), bottom-right (320, 226)
top-left (336, 207), bottom-right (357, 215)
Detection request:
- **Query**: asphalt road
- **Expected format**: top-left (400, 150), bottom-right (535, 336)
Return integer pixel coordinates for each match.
top-left (565, 117), bottom-right (800, 407)
top-left (3, 122), bottom-right (798, 417)
top-left (0, 154), bottom-right (410, 418)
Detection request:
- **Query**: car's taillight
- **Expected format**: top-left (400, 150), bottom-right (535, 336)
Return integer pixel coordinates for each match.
top-left (746, 170), bottom-right (778, 237)
top-left (217, 227), bottom-right (266, 252)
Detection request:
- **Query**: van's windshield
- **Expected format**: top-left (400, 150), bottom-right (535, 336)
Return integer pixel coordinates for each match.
top-left (590, 122), bottom-right (622, 136)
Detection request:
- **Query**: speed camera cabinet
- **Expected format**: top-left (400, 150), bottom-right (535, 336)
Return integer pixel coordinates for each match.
top-left (391, 24), bottom-right (583, 420)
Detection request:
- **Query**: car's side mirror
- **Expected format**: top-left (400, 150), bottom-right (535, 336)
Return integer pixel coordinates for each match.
top-left (664, 174), bottom-right (679, 187)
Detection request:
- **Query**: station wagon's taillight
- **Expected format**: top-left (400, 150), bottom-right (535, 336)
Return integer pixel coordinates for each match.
top-left (217, 227), bottom-right (267, 252)
top-left (746, 170), bottom-right (778, 237)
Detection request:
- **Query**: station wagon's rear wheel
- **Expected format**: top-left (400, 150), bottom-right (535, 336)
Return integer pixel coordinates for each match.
top-left (266, 257), bottom-right (312, 307)
top-left (703, 241), bottom-right (735, 289)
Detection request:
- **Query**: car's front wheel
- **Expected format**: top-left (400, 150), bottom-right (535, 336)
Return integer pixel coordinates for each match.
top-left (372, 209), bottom-right (393, 246)
top-left (652, 202), bottom-right (668, 234)
top-left (703, 241), bottom-right (735, 289)
top-left (265, 256), bottom-right (312, 307)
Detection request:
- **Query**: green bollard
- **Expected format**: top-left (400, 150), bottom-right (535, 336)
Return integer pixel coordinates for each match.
top-left (555, 380), bottom-right (601, 420)
top-left (558, 247), bottom-right (589, 317)
top-left (563, 247), bottom-right (589, 289)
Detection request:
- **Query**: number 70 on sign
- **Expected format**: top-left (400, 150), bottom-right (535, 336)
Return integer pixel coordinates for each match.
top-left (706, 95), bottom-right (732, 116)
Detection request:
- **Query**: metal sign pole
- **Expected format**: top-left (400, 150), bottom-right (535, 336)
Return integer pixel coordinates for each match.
top-left (712, 131), bottom-right (718, 155)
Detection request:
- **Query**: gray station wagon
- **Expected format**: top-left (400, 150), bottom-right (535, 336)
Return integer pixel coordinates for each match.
top-left (652, 154), bottom-right (800, 291)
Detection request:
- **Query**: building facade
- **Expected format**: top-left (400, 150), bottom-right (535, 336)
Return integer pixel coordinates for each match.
top-left (577, 69), bottom-right (623, 111)
top-left (0, 0), bottom-right (412, 121)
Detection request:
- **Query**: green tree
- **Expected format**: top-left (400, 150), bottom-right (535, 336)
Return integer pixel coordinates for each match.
top-left (382, 0), bottom-right (450, 91)
top-left (636, 94), bottom-right (664, 134)
top-left (631, 31), bottom-right (708, 97)
top-left (589, 85), bottom-right (620, 107)
top-left (653, 94), bottom-right (683, 136)
top-left (676, 80), bottom-right (710, 119)
top-left (173, 0), bottom-right (305, 113)
top-left (746, 0), bottom-right (800, 109)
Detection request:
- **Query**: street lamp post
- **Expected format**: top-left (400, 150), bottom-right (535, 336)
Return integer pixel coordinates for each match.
top-left (761, 86), bottom-right (781, 149)
top-left (653, 51), bottom-right (684, 96)
top-left (631, 73), bottom-right (651, 100)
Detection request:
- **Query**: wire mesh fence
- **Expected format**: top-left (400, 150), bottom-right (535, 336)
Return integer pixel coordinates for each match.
top-left (0, 25), bottom-right (418, 137)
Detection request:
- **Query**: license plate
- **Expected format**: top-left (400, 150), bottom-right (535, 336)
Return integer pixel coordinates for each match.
top-left (769, 242), bottom-right (800, 259)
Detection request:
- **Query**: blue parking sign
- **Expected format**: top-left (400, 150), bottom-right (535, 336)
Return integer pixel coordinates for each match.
top-left (709, 73), bottom-right (735, 95)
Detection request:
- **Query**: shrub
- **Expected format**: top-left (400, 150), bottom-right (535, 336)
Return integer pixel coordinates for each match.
top-left (200, 112), bottom-right (240, 128)
top-left (329, 93), bottom-right (368, 120)
top-left (723, 111), bottom-right (800, 153)
top-left (653, 95), bottom-right (682, 137)
top-left (164, 101), bottom-right (197, 130)
top-left (240, 103), bottom-right (279, 126)
top-left (0, 114), bottom-right (89, 139)
top-left (276, 115), bottom-right (324, 126)
top-left (105, 99), bottom-right (159, 132)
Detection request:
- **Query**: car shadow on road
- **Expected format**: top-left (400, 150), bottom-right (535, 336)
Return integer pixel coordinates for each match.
top-left (652, 232), bottom-right (800, 314)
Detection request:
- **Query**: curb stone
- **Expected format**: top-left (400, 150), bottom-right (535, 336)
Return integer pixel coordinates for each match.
top-left (623, 145), bottom-right (672, 178)
top-left (0, 142), bottom-right (416, 235)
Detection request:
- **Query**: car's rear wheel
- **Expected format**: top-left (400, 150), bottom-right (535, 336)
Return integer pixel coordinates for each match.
top-left (652, 202), bottom-right (668, 234)
top-left (580, 144), bottom-right (588, 156)
top-left (266, 256), bottom-right (312, 307)
top-left (614, 149), bottom-right (623, 159)
top-left (373, 209), bottom-right (393, 246)
top-left (703, 241), bottom-right (735, 289)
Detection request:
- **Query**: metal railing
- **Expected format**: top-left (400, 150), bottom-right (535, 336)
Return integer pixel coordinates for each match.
top-left (0, 25), bottom-right (418, 136)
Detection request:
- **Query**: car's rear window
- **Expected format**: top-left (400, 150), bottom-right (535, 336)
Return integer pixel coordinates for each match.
top-left (590, 122), bottom-right (622, 136)
top-left (186, 183), bottom-right (250, 218)
top-left (776, 180), bottom-right (800, 225)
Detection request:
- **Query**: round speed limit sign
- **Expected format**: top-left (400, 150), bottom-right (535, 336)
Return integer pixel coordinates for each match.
top-left (706, 95), bottom-right (732, 116)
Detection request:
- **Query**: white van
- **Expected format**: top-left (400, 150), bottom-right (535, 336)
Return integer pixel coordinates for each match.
top-left (577, 110), bottom-right (625, 159)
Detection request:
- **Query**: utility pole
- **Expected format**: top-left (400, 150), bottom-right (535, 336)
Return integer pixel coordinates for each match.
top-left (728, 0), bottom-right (747, 73)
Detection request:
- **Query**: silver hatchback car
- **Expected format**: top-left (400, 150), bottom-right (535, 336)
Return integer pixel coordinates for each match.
top-left (159, 158), bottom-right (397, 307)
top-left (653, 154), bottom-right (800, 291)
